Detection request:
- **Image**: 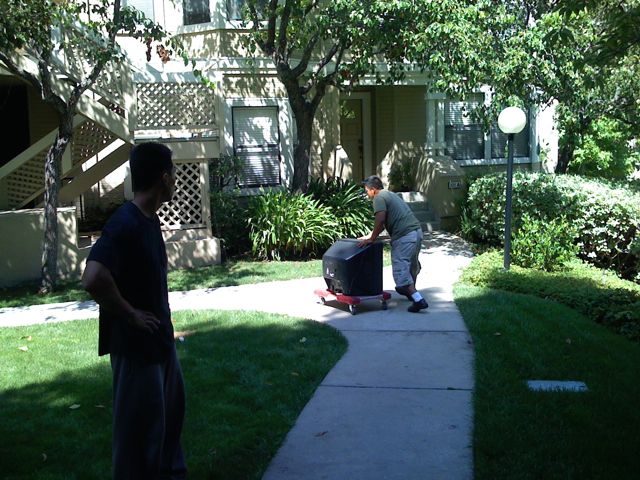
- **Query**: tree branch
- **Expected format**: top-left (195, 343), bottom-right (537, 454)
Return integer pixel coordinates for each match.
top-left (313, 42), bottom-right (340, 77)
top-left (0, 52), bottom-right (41, 92)
top-left (73, 0), bottom-right (123, 108)
top-left (265, 0), bottom-right (278, 53)
top-left (291, 34), bottom-right (320, 78)
top-left (301, 43), bottom-right (347, 96)
top-left (35, 48), bottom-right (66, 114)
top-left (277, 0), bottom-right (293, 59)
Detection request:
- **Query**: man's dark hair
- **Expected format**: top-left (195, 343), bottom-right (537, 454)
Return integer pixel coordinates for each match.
top-left (130, 142), bottom-right (174, 192)
top-left (362, 175), bottom-right (384, 190)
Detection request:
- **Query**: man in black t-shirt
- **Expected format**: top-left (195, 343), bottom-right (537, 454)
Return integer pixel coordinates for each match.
top-left (82, 142), bottom-right (186, 479)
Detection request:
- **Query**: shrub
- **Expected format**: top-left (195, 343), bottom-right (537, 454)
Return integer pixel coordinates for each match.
top-left (459, 250), bottom-right (640, 342)
top-left (247, 190), bottom-right (338, 260)
top-left (308, 177), bottom-right (373, 239)
top-left (511, 214), bottom-right (579, 271)
top-left (388, 159), bottom-right (415, 192)
top-left (209, 155), bottom-right (251, 258)
top-left (209, 154), bottom-right (244, 191)
top-left (463, 172), bottom-right (640, 281)
top-left (210, 191), bottom-right (250, 258)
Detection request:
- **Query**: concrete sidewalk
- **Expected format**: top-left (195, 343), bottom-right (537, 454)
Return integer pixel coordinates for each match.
top-left (261, 231), bottom-right (475, 480)
top-left (0, 231), bottom-right (475, 479)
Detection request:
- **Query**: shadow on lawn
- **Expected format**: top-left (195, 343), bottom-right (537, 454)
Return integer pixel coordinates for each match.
top-left (0, 315), bottom-right (346, 480)
top-left (167, 264), bottom-right (273, 291)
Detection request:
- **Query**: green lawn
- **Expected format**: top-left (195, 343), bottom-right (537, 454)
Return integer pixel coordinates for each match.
top-left (0, 248), bottom-right (392, 309)
top-left (455, 255), bottom-right (640, 479)
top-left (0, 310), bottom-right (347, 479)
top-left (459, 250), bottom-right (640, 342)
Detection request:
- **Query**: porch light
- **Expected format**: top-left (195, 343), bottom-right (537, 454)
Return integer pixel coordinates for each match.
top-left (498, 106), bottom-right (527, 271)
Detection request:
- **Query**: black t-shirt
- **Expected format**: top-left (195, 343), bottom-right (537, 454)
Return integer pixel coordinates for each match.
top-left (87, 201), bottom-right (174, 363)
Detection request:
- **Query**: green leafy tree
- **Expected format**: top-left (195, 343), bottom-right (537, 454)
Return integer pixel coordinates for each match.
top-left (569, 117), bottom-right (638, 179)
top-left (240, 0), bottom-right (499, 192)
top-left (0, 0), bottom-right (168, 292)
top-left (478, 1), bottom-right (640, 174)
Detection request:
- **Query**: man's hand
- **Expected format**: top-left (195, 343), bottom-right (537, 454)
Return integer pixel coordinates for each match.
top-left (127, 309), bottom-right (161, 334)
top-left (83, 261), bottom-right (160, 334)
top-left (357, 236), bottom-right (373, 248)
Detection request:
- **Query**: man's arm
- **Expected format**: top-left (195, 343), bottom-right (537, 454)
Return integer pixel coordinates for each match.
top-left (82, 260), bottom-right (160, 334)
top-left (358, 211), bottom-right (387, 246)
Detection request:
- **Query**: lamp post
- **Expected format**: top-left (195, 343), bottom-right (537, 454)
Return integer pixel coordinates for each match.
top-left (498, 106), bottom-right (527, 271)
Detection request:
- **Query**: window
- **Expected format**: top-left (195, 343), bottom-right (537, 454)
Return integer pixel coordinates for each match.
top-left (490, 119), bottom-right (530, 158)
top-left (444, 94), bottom-right (485, 161)
top-left (183, 0), bottom-right (210, 25)
top-left (232, 106), bottom-right (281, 187)
top-left (227, 0), bottom-right (267, 21)
top-left (123, 0), bottom-right (155, 21)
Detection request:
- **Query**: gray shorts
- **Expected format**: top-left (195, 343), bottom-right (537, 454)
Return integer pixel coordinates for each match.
top-left (391, 229), bottom-right (423, 288)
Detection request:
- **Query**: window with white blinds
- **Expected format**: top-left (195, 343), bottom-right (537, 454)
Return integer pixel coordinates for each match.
top-left (123, 0), bottom-right (154, 21)
top-left (232, 106), bottom-right (281, 187)
top-left (444, 94), bottom-right (485, 161)
top-left (183, 0), bottom-right (211, 25)
top-left (490, 120), bottom-right (530, 158)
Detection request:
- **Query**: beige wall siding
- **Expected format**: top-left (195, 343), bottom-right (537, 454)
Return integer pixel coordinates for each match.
top-left (312, 87), bottom-right (340, 178)
top-left (374, 86), bottom-right (426, 185)
top-left (374, 87), bottom-right (395, 177)
top-left (394, 87), bottom-right (426, 142)
top-left (181, 31), bottom-right (249, 59)
top-left (0, 207), bottom-right (84, 287)
top-left (222, 75), bottom-right (287, 99)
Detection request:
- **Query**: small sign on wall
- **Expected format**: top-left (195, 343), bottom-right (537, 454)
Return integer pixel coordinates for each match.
top-left (448, 180), bottom-right (463, 189)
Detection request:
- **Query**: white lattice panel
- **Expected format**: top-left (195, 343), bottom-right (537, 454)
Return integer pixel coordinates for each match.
top-left (6, 150), bottom-right (47, 208)
top-left (136, 83), bottom-right (217, 129)
top-left (72, 121), bottom-right (117, 166)
top-left (158, 162), bottom-right (205, 230)
top-left (94, 62), bottom-right (127, 109)
top-left (53, 30), bottom-right (129, 110)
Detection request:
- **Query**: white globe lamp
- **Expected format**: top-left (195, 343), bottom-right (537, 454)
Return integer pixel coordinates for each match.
top-left (498, 106), bottom-right (527, 134)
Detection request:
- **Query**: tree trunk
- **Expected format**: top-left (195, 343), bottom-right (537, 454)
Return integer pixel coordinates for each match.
top-left (556, 141), bottom-right (573, 174)
top-left (556, 116), bottom-right (591, 174)
top-left (39, 115), bottom-right (73, 294)
top-left (292, 109), bottom-right (314, 192)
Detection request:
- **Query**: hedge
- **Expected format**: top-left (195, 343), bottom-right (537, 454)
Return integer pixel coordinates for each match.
top-left (462, 173), bottom-right (640, 282)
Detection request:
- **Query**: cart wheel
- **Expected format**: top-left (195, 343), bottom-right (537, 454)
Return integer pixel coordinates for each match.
top-left (319, 297), bottom-right (326, 305)
top-left (381, 301), bottom-right (388, 310)
top-left (349, 305), bottom-right (357, 315)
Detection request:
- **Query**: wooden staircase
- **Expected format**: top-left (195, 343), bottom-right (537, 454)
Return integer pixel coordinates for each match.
top-left (0, 52), bottom-right (135, 211)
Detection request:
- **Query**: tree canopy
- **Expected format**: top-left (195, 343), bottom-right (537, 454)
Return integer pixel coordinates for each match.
top-left (469, 1), bottom-right (640, 173)
top-left (239, 0), bottom-right (522, 190)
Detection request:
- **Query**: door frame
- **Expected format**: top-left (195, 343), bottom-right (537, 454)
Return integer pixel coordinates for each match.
top-left (340, 91), bottom-right (372, 177)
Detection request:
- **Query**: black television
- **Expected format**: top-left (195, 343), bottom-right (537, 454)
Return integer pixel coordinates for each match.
top-left (322, 239), bottom-right (383, 296)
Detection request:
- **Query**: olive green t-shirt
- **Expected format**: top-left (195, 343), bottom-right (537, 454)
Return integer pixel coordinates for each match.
top-left (372, 190), bottom-right (421, 240)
